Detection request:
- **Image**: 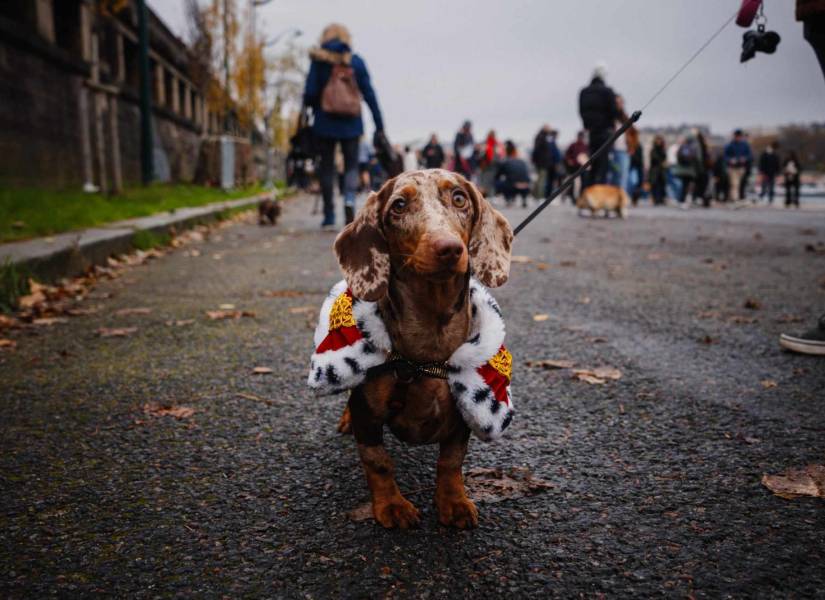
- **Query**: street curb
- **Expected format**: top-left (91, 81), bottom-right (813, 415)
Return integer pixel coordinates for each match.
top-left (0, 193), bottom-right (271, 284)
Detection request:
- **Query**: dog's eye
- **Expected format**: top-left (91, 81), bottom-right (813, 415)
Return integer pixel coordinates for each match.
top-left (452, 190), bottom-right (468, 208)
top-left (390, 198), bottom-right (407, 214)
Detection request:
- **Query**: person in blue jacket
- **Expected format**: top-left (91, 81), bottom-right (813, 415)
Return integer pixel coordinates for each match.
top-left (303, 23), bottom-right (385, 228)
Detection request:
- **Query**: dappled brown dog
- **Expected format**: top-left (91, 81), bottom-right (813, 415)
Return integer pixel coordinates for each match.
top-left (258, 198), bottom-right (281, 225)
top-left (330, 169), bottom-right (513, 529)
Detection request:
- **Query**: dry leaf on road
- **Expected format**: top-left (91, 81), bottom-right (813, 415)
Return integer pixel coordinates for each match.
top-left (96, 327), bottom-right (138, 338)
top-left (252, 366), bottom-right (273, 375)
top-left (0, 339), bottom-right (17, 350)
top-left (32, 317), bottom-right (68, 327)
top-left (526, 359), bottom-right (575, 370)
top-left (743, 299), bottom-right (762, 310)
top-left (762, 465), bottom-right (825, 500)
top-left (0, 315), bottom-right (19, 330)
top-left (465, 467), bottom-right (553, 504)
top-left (532, 314), bottom-right (549, 322)
top-left (206, 310), bottom-right (255, 320)
top-left (165, 319), bottom-right (195, 327)
top-left (143, 403), bottom-right (195, 419)
top-left (114, 307), bottom-right (152, 316)
top-left (219, 303), bottom-right (236, 310)
top-left (510, 255), bottom-right (533, 264)
top-left (760, 379), bottom-right (778, 389)
top-left (572, 366), bottom-right (622, 384)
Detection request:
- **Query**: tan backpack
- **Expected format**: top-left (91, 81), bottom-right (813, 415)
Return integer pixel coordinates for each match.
top-left (321, 64), bottom-right (362, 118)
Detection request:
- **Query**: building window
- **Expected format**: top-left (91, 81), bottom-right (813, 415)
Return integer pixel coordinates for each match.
top-left (52, 0), bottom-right (82, 57)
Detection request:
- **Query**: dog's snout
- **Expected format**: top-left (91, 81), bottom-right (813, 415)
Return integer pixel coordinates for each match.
top-left (433, 238), bottom-right (464, 264)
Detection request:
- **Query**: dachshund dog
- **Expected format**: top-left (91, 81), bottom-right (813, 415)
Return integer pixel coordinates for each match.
top-left (332, 169), bottom-right (513, 529)
top-left (258, 198), bottom-right (281, 225)
top-left (576, 184), bottom-right (629, 219)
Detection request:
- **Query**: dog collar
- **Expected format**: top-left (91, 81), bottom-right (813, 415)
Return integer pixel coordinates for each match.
top-left (307, 278), bottom-right (514, 441)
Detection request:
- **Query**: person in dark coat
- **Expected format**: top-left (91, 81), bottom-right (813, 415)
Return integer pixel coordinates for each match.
top-left (648, 136), bottom-right (667, 206)
top-left (564, 131), bottom-right (589, 203)
top-left (531, 125), bottom-right (560, 200)
top-left (578, 63), bottom-right (621, 187)
top-left (303, 23), bottom-right (384, 228)
top-left (453, 121), bottom-right (475, 178)
top-left (783, 151), bottom-right (802, 208)
top-left (758, 142), bottom-right (782, 204)
top-left (421, 134), bottom-right (445, 169)
top-left (496, 141), bottom-right (531, 207)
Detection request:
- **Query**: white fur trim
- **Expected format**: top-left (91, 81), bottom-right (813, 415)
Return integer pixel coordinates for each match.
top-left (307, 278), bottom-right (514, 440)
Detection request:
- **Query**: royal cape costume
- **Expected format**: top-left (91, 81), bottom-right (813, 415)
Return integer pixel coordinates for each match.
top-left (307, 279), bottom-right (514, 441)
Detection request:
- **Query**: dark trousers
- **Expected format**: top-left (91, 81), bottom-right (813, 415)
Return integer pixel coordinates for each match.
top-left (785, 176), bottom-right (801, 207)
top-left (318, 137), bottom-right (359, 225)
top-left (760, 175), bottom-right (776, 203)
top-left (586, 130), bottom-right (612, 187)
top-left (678, 176), bottom-right (694, 204)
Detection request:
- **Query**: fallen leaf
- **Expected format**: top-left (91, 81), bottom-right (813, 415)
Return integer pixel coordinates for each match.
top-left (219, 303), bottom-right (236, 310)
top-left (0, 315), bottom-right (19, 330)
top-left (526, 359), bottom-right (575, 370)
top-left (0, 339), bottom-right (17, 350)
top-left (65, 307), bottom-right (100, 316)
top-left (762, 465), bottom-right (825, 499)
top-left (288, 306), bottom-right (315, 314)
top-left (114, 307), bottom-right (151, 316)
top-left (205, 310), bottom-right (255, 320)
top-left (96, 327), bottom-right (138, 338)
top-left (697, 310), bottom-right (721, 320)
top-left (728, 315), bottom-right (758, 324)
top-left (346, 502), bottom-right (374, 522)
top-left (532, 314), bottom-right (549, 322)
top-left (559, 260), bottom-right (577, 267)
top-left (579, 296), bottom-right (591, 304)
top-left (143, 403), bottom-right (195, 419)
top-left (32, 317), bottom-right (68, 327)
top-left (760, 379), bottom-right (778, 389)
top-left (510, 255), bottom-right (533, 264)
top-left (535, 262), bottom-right (550, 270)
top-left (252, 366), bottom-right (273, 375)
top-left (804, 242), bottom-right (825, 255)
top-left (743, 299), bottom-right (761, 311)
top-left (774, 315), bottom-right (803, 324)
top-left (465, 467), bottom-right (553, 504)
top-left (572, 366), bottom-right (622, 384)
top-left (236, 392), bottom-right (274, 406)
top-left (700, 335), bottom-right (717, 345)
top-left (165, 319), bottom-right (195, 327)
top-left (261, 290), bottom-right (306, 298)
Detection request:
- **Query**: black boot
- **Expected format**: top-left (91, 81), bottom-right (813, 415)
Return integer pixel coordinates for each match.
top-left (344, 205), bottom-right (355, 225)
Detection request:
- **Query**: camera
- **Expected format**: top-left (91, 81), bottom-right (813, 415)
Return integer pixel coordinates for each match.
top-left (741, 27), bottom-right (781, 63)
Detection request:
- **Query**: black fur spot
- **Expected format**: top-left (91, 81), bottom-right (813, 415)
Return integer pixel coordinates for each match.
top-left (326, 365), bottom-right (340, 385)
top-left (362, 342), bottom-right (375, 354)
top-left (468, 333), bottom-right (481, 345)
top-left (489, 397), bottom-right (501, 414)
top-left (357, 320), bottom-right (369, 339)
top-left (471, 305), bottom-right (478, 317)
top-left (482, 425), bottom-right (493, 435)
top-left (487, 298), bottom-right (502, 317)
top-left (470, 287), bottom-right (477, 297)
top-left (501, 411), bottom-right (513, 430)
top-left (473, 388), bottom-right (489, 404)
top-left (314, 367), bottom-right (323, 382)
top-left (344, 357), bottom-right (362, 374)
top-left (446, 364), bottom-right (460, 374)
top-left (452, 381), bottom-right (467, 394)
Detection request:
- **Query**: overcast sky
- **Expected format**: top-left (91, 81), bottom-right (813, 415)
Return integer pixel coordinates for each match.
top-left (148, 0), bottom-right (824, 145)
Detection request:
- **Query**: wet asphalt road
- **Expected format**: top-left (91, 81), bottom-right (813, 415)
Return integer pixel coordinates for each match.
top-left (1, 195), bottom-right (824, 598)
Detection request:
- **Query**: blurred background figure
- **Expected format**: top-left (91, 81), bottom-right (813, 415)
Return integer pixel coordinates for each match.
top-left (478, 129), bottom-right (500, 196)
top-left (532, 125), bottom-right (560, 201)
top-left (579, 62), bottom-right (621, 188)
top-left (421, 134), bottom-right (445, 169)
top-left (453, 120), bottom-right (475, 179)
top-left (648, 136), bottom-right (668, 206)
top-left (610, 95), bottom-right (632, 194)
top-left (758, 141), bottom-right (781, 204)
top-left (695, 130), bottom-right (712, 207)
top-left (784, 150), bottom-right (802, 208)
top-left (303, 23), bottom-right (385, 228)
top-left (563, 131), bottom-right (589, 203)
top-left (724, 129), bottom-right (752, 203)
top-left (402, 145), bottom-right (418, 172)
top-left (357, 136), bottom-right (373, 192)
top-left (495, 140), bottom-right (531, 207)
top-left (673, 136), bottom-right (698, 209)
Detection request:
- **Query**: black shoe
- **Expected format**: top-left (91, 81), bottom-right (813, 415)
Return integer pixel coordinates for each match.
top-left (780, 314), bottom-right (825, 356)
top-left (344, 205), bottom-right (355, 225)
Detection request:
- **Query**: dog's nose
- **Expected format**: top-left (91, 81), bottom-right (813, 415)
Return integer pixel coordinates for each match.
top-left (432, 238), bottom-right (464, 264)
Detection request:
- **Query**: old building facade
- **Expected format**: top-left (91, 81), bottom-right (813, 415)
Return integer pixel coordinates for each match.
top-left (0, 0), bottom-right (245, 191)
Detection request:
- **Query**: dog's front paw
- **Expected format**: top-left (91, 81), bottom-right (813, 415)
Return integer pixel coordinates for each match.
top-left (436, 493), bottom-right (478, 529)
top-left (337, 406), bottom-right (352, 434)
top-left (373, 495), bottom-right (420, 529)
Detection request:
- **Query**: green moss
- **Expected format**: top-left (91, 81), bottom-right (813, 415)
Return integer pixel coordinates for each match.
top-left (0, 258), bottom-right (30, 312)
top-left (131, 229), bottom-right (171, 251)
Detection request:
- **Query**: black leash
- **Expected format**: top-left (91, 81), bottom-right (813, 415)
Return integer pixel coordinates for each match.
top-left (512, 110), bottom-right (641, 237)
top-left (511, 8), bottom-right (738, 238)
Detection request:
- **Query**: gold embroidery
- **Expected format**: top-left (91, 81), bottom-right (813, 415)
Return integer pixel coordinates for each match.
top-left (488, 347), bottom-right (512, 380)
top-left (328, 292), bottom-right (356, 330)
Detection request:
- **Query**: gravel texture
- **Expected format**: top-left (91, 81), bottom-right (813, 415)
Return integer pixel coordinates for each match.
top-left (1, 196), bottom-right (824, 598)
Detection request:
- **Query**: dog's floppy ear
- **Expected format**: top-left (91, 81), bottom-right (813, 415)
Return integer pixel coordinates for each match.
top-left (465, 179), bottom-right (513, 288)
top-left (333, 177), bottom-right (396, 301)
